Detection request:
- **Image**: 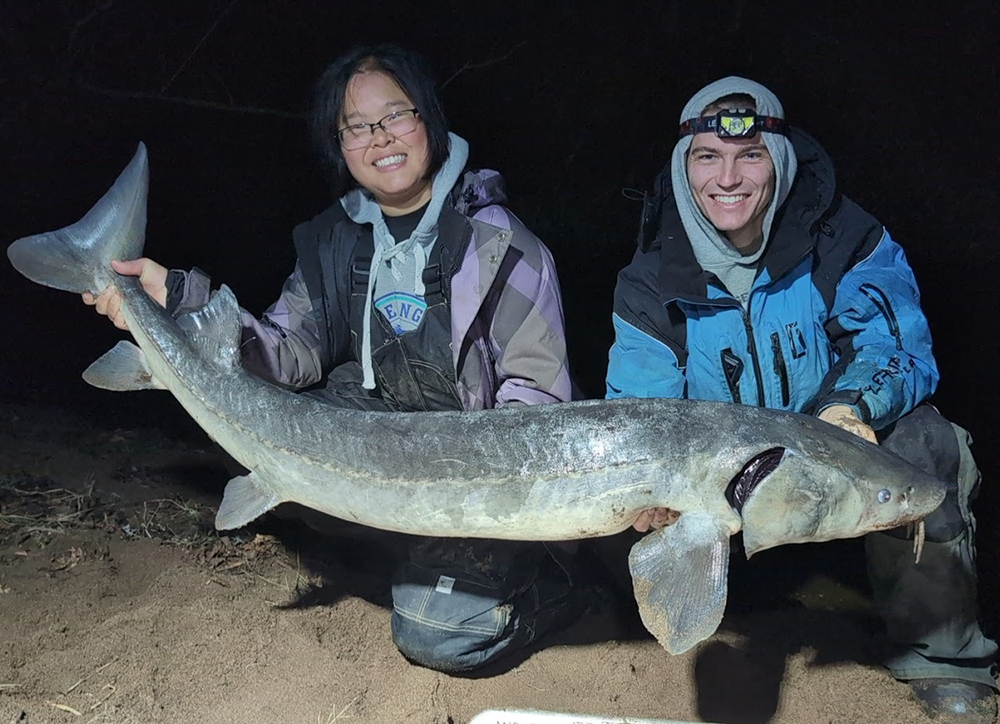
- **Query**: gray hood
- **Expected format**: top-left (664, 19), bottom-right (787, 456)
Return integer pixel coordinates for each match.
top-left (670, 77), bottom-right (797, 304)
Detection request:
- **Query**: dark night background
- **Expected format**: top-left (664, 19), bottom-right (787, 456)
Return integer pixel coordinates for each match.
top-left (2, 2), bottom-right (998, 623)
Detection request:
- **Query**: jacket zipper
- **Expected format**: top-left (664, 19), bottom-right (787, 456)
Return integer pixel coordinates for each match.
top-left (740, 302), bottom-right (767, 406)
top-left (770, 332), bottom-right (790, 406)
top-left (859, 283), bottom-right (903, 350)
top-left (677, 293), bottom-right (767, 406)
top-left (683, 247), bottom-right (815, 408)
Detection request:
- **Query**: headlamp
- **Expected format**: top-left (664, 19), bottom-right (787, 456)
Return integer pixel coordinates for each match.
top-left (679, 109), bottom-right (787, 138)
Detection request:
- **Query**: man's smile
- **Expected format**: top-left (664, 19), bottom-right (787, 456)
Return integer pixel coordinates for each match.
top-left (710, 193), bottom-right (751, 205)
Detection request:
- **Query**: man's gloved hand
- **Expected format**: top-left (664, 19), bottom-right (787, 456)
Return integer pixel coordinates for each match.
top-left (818, 404), bottom-right (877, 444)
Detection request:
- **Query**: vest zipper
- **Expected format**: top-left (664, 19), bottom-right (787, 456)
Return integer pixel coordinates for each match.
top-left (859, 283), bottom-right (902, 351)
top-left (770, 331), bottom-right (790, 406)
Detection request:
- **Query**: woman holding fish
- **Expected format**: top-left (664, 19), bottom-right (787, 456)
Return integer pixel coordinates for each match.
top-left (83, 44), bottom-right (588, 674)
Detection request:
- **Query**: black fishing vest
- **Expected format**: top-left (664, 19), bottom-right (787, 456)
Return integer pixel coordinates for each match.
top-left (293, 200), bottom-right (477, 412)
top-left (345, 227), bottom-right (463, 412)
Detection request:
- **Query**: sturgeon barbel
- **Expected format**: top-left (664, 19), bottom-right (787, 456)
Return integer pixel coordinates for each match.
top-left (8, 144), bottom-right (946, 654)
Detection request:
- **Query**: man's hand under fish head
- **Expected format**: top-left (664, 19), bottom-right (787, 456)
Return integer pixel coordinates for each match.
top-left (818, 404), bottom-right (877, 444)
top-left (633, 507), bottom-right (681, 532)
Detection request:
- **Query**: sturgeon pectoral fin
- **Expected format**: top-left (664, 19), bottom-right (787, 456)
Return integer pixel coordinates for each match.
top-left (82, 341), bottom-right (167, 391)
top-left (628, 511), bottom-right (731, 655)
top-left (215, 472), bottom-right (280, 531)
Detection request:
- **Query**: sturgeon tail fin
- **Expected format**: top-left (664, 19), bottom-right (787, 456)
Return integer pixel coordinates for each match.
top-left (628, 512), bottom-right (731, 655)
top-left (215, 472), bottom-right (281, 531)
top-left (7, 143), bottom-right (149, 296)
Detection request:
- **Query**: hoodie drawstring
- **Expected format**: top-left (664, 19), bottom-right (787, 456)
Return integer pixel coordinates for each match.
top-left (359, 241), bottom-right (429, 390)
top-left (346, 133), bottom-right (471, 391)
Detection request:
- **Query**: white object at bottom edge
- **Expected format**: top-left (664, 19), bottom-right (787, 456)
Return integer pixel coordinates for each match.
top-left (469, 709), bottom-right (718, 724)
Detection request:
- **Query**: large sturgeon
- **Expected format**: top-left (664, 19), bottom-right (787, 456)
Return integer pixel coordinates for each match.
top-left (8, 144), bottom-right (945, 654)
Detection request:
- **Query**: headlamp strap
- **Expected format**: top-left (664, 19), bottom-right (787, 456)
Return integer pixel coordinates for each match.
top-left (679, 109), bottom-right (788, 138)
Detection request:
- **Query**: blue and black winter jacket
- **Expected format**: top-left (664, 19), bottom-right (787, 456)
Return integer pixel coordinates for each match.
top-left (607, 128), bottom-right (938, 431)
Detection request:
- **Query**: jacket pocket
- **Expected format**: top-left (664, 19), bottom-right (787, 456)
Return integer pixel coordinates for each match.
top-left (720, 348), bottom-right (744, 404)
top-left (858, 283), bottom-right (903, 351)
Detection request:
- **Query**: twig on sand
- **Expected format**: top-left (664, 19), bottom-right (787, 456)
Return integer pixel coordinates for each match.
top-left (64, 658), bottom-right (118, 695)
top-left (254, 572), bottom-right (294, 591)
top-left (319, 694), bottom-right (360, 723)
top-left (0, 483), bottom-right (99, 535)
top-left (46, 701), bottom-right (82, 716)
top-left (122, 496), bottom-right (213, 546)
top-left (88, 684), bottom-right (116, 711)
top-left (145, 498), bottom-right (207, 517)
top-left (295, 548), bottom-right (303, 590)
top-left (0, 683), bottom-right (20, 690)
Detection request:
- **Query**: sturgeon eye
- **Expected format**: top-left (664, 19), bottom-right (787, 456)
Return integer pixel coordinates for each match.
top-left (877, 489), bottom-right (892, 504)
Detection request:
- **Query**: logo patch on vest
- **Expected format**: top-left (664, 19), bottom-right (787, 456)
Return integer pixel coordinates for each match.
top-left (374, 292), bottom-right (428, 334)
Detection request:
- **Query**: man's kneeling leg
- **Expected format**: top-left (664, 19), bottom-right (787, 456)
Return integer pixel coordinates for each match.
top-left (866, 405), bottom-right (997, 721)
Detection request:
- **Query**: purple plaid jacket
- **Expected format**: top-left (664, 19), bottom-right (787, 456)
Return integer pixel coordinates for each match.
top-left (170, 170), bottom-right (572, 411)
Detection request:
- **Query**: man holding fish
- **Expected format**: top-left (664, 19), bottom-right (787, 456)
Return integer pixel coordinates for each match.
top-left (608, 76), bottom-right (997, 722)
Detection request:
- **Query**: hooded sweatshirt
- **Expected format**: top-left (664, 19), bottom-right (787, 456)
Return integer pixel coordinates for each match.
top-left (340, 132), bottom-right (470, 389)
top-left (670, 77), bottom-right (798, 306)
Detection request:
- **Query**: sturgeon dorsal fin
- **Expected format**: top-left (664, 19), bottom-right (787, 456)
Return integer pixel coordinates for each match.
top-left (82, 340), bottom-right (167, 391)
top-left (176, 284), bottom-right (242, 371)
top-left (628, 511), bottom-right (731, 654)
top-left (215, 472), bottom-right (280, 530)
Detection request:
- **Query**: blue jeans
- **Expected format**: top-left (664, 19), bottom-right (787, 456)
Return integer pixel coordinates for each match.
top-left (390, 537), bottom-right (584, 672)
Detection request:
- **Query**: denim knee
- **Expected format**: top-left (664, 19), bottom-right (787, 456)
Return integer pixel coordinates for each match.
top-left (390, 560), bottom-right (518, 672)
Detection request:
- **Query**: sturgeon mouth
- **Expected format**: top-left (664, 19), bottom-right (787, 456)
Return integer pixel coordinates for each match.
top-left (726, 447), bottom-right (786, 513)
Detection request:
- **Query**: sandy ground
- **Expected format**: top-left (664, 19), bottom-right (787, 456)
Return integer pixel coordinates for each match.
top-left (0, 398), bottom-right (989, 724)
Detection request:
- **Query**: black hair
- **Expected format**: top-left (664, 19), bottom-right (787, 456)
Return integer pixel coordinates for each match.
top-left (311, 44), bottom-right (451, 198)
